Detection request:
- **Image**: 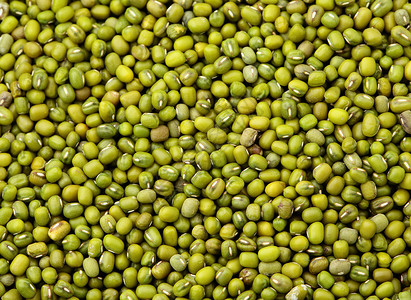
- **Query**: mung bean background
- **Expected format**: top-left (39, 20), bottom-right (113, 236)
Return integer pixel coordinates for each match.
top-left (0, 0), bottom-right (410, 299)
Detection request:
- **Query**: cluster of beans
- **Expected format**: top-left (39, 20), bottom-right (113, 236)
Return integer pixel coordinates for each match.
top-left (0, 0), bottom-right (411, 299)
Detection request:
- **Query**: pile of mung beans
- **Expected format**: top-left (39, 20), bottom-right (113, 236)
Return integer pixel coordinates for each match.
top-left (0, 0), bottom-right (411, 299)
